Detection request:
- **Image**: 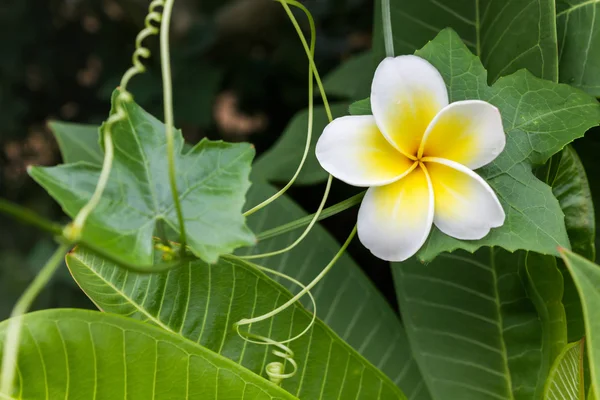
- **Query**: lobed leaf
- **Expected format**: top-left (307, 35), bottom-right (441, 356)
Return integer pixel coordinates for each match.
top-left (31, 92), bottom-right (256, 265)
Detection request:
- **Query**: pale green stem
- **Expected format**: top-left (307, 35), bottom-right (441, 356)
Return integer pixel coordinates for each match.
top-left (239, 175), bottom-right (332, 259)
top-left (381, 0), bottom-right (395, 57)
top-left (160, 0), bottom-right (187, 254)
top-left (0, 244), bottom-right (70, 396)
top-left (243, 0), bottom-right (317, 217)
top-left (69, 127), bottom-right (115, 237)
top-left (256, 191), bottom-right (365, 241)
top-left (233, 225), bottom-right (356, 327)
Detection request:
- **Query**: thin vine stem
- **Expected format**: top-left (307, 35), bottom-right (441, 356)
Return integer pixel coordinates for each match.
top-left (243, 0), bottom-right (317, 217)
top-left (233, 225), bottom-right (356, 328)
top-left (256, 191), bottom-right (365, 241)
top-left (0, 198), bottom-right (63, 236)
top-left (160, 0), bottom-right (188, 256)
top-left (0, 243), bottom-right (70, 396)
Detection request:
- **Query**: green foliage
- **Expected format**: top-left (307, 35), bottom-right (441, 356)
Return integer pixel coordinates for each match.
top-left (251, 103), bottom-right (349, 184)
top-left (373, 0), bottom-right (558, 83)
top-left (242, 182), bottom-right (429, 399)
top-left (375, 28), bottom-right (599, 261)
top-left (561, 249), bottom-right (600, 399)
top-left (50, 122), bottom-right (103, 165)
top-left (66, 248), bottom-right (406, 400)
top-left (0, 309), bottom-right (295, 399)
top-left (557, 0), bottom-right (600, 97)
top-left (393, 249), bottom-right (552, 400)
top-left (543, 340), bottom-right (585, 400)
top-left (322, 51), bottom-right (375, 101)
top-left (30, 93), bottom-right (256, 265)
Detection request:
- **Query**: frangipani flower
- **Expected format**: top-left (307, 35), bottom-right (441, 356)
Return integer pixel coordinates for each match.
top-left (316, 55), bottom-right (506, 262)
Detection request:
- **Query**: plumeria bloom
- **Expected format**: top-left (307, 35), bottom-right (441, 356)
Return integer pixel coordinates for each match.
top-left (316, 55), bottom-right (506, 261)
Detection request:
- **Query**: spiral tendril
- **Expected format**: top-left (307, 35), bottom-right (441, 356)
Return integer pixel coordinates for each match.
top-left (66, 1), bottom-right (166, 241)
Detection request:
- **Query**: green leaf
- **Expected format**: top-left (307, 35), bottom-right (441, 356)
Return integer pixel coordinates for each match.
top-left (0, 309), bottom-right (295, 399)
top-left (413, 29), bottom-right (600, 261)
top-left (241, 182), bottom-right (430, 399)
top-left (543, 339), bottom-right (585, 400)
top-left (251, 103), bottom-right (349, 185)
top-left (560, 249), bottom-right (600, 400)
top-left (323, 51), bottom-right (375, 100)
top-left (393, 249), bottom-right (543, 400)
top-left (50, 121), bottom-right (102, 165)
top-left (66, 249), bottom-right (406, 400)
top-left (348, 98), bottom-right (372, 116)
top-left (557, 0), bottom-right (600, 97)
top-left (525, 253), bottom-right (569, 398)
top-left (30, 92), bottom-right (255, 264)
top-left (550, 146), bottom-right (596, 260)
top-left (373, 0), bottom-right (558, 83)
top-left (563, 268), bottom-right (587, 342)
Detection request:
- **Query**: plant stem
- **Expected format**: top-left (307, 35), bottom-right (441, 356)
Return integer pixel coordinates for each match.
top-left (233, 225), bottom-right (356, 326)
top-left (0, 198), bottom-right (63, 236)
top-left (381, 0), bottom-right (395, 57)
top-left (256, 191), bottom-right (365, 241)
top-left (160, 0), bottom-right (187, 256)
top-left (0, 243), bottom-right (70, 396)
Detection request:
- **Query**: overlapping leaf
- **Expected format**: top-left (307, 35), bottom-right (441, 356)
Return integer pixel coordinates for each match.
top-left (66, 249), bottom-right (406, 400)
top-left (30, 92), bottom-right (255, 264)
top-left (543, 339), bottom-right (585, 400)
top-left (0, 309), bottom-right (295, 400)
top-left (373, 0), bottom-right (558, 82)
top-left (557, 0), bottom-right (600, 97)
top-left (242, 183), bottom-right (430, 400)
top-left (560, 249), bottom-right (600, 400)
top-left (393, 249), bottom-right (545, 400)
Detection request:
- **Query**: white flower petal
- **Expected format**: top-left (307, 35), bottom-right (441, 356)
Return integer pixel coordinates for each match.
top-left (371, 55), bottom-right (449, 158)
top-left (419, 100), bottom-right (506, 169)
top-left (357, 165), bottom-right (434, 261)
top-left (316, 115), bottom-right (416, 187)
top-left (424, 157), bottom-right (505, 240)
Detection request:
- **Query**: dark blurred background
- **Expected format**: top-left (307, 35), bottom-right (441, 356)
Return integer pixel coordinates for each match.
top-left (0, 0), bottom-right (383, 319)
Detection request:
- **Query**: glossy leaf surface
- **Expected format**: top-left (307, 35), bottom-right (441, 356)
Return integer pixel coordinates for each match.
top-left (393, 249), bottom-right (546, 400)
top-left (66, 249), bottom-right (406, 400)
top-left (373, 0), bottom-right (558, 82)
top-left (0, 309), bottom-right (295, 400)
top-left (557, 0), bottom-right (600, 96)
top-left (31, 92), bottom-right (255, 264)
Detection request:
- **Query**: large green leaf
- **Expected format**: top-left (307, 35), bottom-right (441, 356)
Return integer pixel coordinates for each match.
top-left (525, 253), bottom-right (569, 399)
top-left (373, 0), bottom-right (558, 82)
top-left (550, 146), bottom-right (596, 260)
top-left (50, 121), bottom-right (102, 165)
top-left (560, 249), bottom-right (600, 400)
top-left (242, 182), bottom-right (430, 400)
top-left (0, 309), bottom-right (295, 400)
top-left (393, 249), bottom-right (546, 400)
top-left (66, 249), bottom-right (406, 400)
top-left (543, 339), bottom-right (585, 400)
top-left (557, 0), bottom-right (600, 97)
top-left (30, 92), bottom-right (255, 265)
top-left (46, 118), bottom-right (427, 398)
top-left (251, 103), bottom-right (349, 185)
top-left (412, 29), bottom-right (600, 261)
